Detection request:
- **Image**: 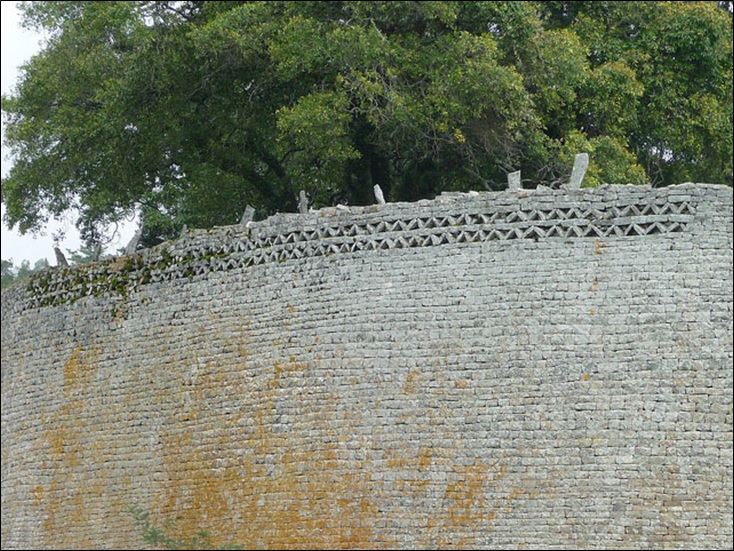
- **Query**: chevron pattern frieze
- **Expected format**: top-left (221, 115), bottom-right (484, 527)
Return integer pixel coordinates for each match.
top-left (17, 194), bottom-right (700, 310)
top-left (229, 200), bottom-right (696, 267)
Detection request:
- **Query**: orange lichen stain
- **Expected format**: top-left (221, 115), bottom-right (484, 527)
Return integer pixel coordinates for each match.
top-left (154, 366), bottom-right (392, 550)
top-left (270, 358), bottom-right (309, 389)
top-left (384, 447), bottom-right (406, 470)
top-left (31, 484), bottom-right (45, 507)
top-left (40, 478), bottom-right (63, 541)
top-left (270, 361), bottom-right (285, 388)
top-left (506, 486), bottom-right (524, 503)
top-left (236, 340), bottom-right (249, 360)
top-left (46, 344), bottom-right (100, 466)
top-left (396, 412), bottom-right (414, 425)
top-left (62, 344), bottom-right (87, 389)
top-left (112, 303), bottom-right (126, 322)
top-left (438, 460), bottom-right (497, 547)
top-left (589, 308), bottom-right (596, 316)
top-left (418, 448), bottom-right (433, 471)
top-left (46, 426), bottom-right (67, 457)
top-left (594, 239), bottom-right (605, 255)
top-left (454, 379), bottom-right (470, 389)
top-left (423, 460), bottom-right (527, 549)
top-left (37, 343), bottom-right (106, 549)
top-left (429, 406), bottom-right (452, 426)
top-left (582, 373), bottom-right (591, 381)
top-left (445, 462), bottom-right (489, 512)
top-left (403, 370), bottom-right (421, 393)
top-left (383, 447), bottom-right (435, 499)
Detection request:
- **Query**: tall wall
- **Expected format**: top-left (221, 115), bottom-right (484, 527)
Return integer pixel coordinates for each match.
top-left (2, 183), bottom-right (732, 550)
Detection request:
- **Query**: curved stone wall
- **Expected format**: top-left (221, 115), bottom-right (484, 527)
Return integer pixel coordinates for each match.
top-left (2, 183), bottom-right (732, 549)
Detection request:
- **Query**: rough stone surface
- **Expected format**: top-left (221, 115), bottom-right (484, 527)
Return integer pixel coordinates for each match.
top-left (568, 153), bottom-right (590, 189)
top-left (508, 170), bottom-right (522, 190)
top-left (1, 183), bottom-right (732, 550)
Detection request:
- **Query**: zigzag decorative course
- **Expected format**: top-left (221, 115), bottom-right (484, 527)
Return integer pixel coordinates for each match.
top-left (247, 199), bottom-right (697, 260)
top-left (14, 187), bottom-right (699, 311)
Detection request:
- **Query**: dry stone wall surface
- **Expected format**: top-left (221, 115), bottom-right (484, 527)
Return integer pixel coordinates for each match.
top-left (1, 183), bottom-right (732, 550)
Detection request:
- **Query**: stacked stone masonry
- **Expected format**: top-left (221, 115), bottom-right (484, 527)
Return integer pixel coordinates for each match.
top-left (1, 183), bottom-right (732, 549)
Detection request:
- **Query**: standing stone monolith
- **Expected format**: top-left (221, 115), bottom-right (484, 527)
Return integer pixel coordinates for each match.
top-left (508, 170), bottom-right (522, 191)
top-left (373, 184), bottom-right (386, 205)
top-left (240, 205), bottom-right (255, 225)
top-left (568, 153), bottom-right (589, 189)
top-left (298, 191), bottom-right (309, 214)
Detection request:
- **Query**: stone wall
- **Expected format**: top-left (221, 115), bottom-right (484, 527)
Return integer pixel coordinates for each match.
top-left (2, 183), bottom-right (732, 549)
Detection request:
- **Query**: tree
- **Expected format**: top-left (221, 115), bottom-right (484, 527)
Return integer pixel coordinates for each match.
top-left (539, 1), bottom-right (733, 187)
top-left (1, 239), bottom-right (108, 289)
top-left (1, 259), bottom-right (17, 289)
top-left (1, 257), bottom-right (51, 289)
top-left (2, 1), bottom-right (731, 247)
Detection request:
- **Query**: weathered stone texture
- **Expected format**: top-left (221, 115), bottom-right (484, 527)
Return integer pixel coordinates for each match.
top-left (2, 183), bottom-right (732, 549)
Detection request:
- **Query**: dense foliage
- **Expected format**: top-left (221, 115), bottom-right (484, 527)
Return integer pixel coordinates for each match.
top-left (2, 1), bottom-right (731, 247)
top-left (1, 257), bottom-right (49, 289)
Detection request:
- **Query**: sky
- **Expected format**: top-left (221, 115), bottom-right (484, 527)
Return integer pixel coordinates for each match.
top-left (1, 1), bottom-right (134, 266)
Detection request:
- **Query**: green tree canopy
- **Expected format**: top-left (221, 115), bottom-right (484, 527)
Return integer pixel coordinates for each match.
top-left (1, 257), bottom-right (50, 289)
top-left (2, 1), bottom-right (731, 246)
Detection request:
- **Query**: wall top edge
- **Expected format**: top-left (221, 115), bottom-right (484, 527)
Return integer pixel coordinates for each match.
top-left (1, 183), bottom-right (731, 315)
top-left (185, 182), bottom-right (730, 235)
